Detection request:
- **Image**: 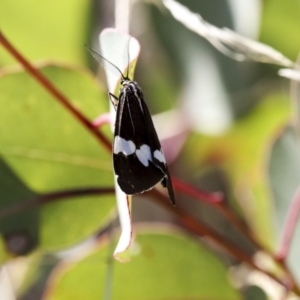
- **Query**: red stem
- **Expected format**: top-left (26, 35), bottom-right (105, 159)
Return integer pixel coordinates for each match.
top-left (166, 180), bottom-right (300, 294)
top-left (151, 191), bottom-right (297, 293)
top-left (173, 178), bottom-right (261, 248)
top-left (0, 30), bottom-right (111, 152)
top-left (172, 177), bottom-right (223, 204)
top-left (0, 187), bottom-right (115, 219)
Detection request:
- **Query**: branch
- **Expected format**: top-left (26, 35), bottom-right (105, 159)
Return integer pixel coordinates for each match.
top-left (162, 0), bottom-right (294, 67)
top-left (173, 178), bottom-right (269, 252)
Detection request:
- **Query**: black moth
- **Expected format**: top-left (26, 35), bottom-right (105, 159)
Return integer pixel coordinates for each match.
top-left (86, 44), bottom-right (175, 205)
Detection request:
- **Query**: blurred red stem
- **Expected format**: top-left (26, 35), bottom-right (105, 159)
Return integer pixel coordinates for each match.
top-left (0, 30), bottom-right (111, 152)
top-left (173, 178), bottom-right (260, 247)
top-left (151, 192), bottom-right (298, 293)
top-left (0, 187), bottom-right (115, 219)
top-left (172, 178), bottom-right (299, 292)
top-left (172, 177), bottom-right (223, 204)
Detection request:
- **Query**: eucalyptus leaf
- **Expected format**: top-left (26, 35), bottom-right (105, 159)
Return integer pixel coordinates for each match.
top-left (43, 228), bottom-right (240, 300)
top-left (0, 64), bottom-right (116, 252)
top-left (269, 126), bottom-right (300, 281)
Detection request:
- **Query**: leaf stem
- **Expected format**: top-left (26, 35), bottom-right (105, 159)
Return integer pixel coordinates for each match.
top-left (0, 187), bottom-right (115, 219)
top-left (151, 190), bottom-right (300, 295)
top-left (173, 178), bottom-right (267, 252)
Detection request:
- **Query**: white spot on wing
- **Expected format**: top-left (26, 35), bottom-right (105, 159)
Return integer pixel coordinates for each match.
top-left (136, 144), bottom-right (152, 166)
top-left (114, 139), bottom-right (165, 169)
top-left (114, 136), bottom-right (136, 155)
top-left (154, 149), bottom-right (166, 164)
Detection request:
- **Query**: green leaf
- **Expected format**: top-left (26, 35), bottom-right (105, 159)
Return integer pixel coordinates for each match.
top-left (0, 157), bottom-right (39, 258)
top-left (43, 228), bottom-right (240, 300)
top-left (260, 0), bottom-right (300, 60)
top-left (0, 64), bottom-right (115, 254)
top-left (0, 0), bottom-right (91, 66)
top-left (268, 126), bottom-right (300, 281)
top-left (181, 94), bottom-right (290, 249)
top-left (244, 285), bottom-right (267, 300)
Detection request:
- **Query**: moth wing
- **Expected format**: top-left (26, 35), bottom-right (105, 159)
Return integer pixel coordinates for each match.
top-left (113, 86), bottom-right (175, 204)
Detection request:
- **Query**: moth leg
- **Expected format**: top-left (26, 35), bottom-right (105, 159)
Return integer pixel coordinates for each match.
top-left (109, 93), bottom-right (118, 111)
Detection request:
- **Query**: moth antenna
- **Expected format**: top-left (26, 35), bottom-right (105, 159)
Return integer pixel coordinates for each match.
top-left (85, 45), bottom-right (125, 80)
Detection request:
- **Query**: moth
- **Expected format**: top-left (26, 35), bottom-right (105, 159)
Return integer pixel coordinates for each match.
top-left (86, 44), bottom-right (175, 205)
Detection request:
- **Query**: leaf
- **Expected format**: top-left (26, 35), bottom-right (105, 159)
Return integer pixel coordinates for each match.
top-left (181, 94), bottom-right (291, 249)
top-left (0, 0), bottom-right (90, 66)
top-left (98, 29), bottom-right (141, 260)
top-left (0, 157), bottom-right (39, 258)
top-left (244, 285), bottom-right (267, 300)
top-left (43, 228), bottom-right (240, 300)
top-left (268, 126), bottom-right (300, 281)
top-left (260, 0), bottom-right (300, 60)
top-left (0, 64), bottom-right (115, 254)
